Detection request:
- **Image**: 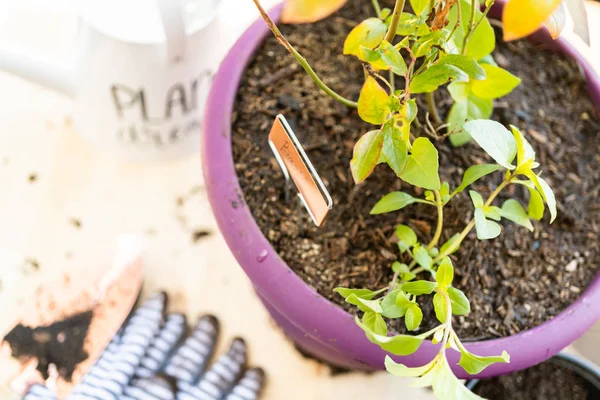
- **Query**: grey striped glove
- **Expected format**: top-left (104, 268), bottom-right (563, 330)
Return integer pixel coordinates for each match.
top-left (24, 293), bottom-right (266, 400)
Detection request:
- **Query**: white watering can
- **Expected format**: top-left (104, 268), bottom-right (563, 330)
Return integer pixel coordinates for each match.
top-left (0, 0), bottom-right (221, 162)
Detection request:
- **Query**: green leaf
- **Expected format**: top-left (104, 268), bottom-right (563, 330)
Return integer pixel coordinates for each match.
top-left (436, 257), bottom-right (454, 287)
top-left (448, 287), bottom-right (470, 315)
top-left (470, 64), bottom-right (521, 99)
top-left (392, 262), bottom-right (417, 281)
top-left (358, 76), bottom-right (390, 125)
top-left (363, 311), bottom-right (387, 336)
top-left (396, 224), bottom-right (418, 250)
top-left (429, 247), bottom-right (439, 258)
top-left (379, 40), bottom-right (408, 75)
top-left (402, 280), bottom-right (437, 295)
top-left (433, 292), bottom-right (448, 323)
top-left (379, 123), bottom-right (409, 177)
top-left (334, 287), bottom-right (383, 300)
top-left (459, 350), bottom-right (510, 375)
top-left (464, 120), bottom-right (517, 170)
top-left (410, 0), bottom-right (429, 15)
top-left (527, 187), bottom-right (545, 221)
top-left (474, 208), bottom-right (502, 240)
top-left (405, 304), bottom-right (423, 331)
top-left (403, 98), bottom-right (418, 122)
top-left (371, 192), bottom-right (417, 215)
top-left (413, 245), bottom-right (433, 270)
top-left (526, 172), bottom-right (557, 223)
top-left (448, 96), bottom-right (494, 147)
top-left (355, 317), bottom-right (424, 356)
top-left (479, 54), bottom-right (498, 66)
top-left (469, 190), bottom-right (484, 209)
top-left (410, 63), bottom-right (468, 94)
top-left (346, 294), bottom-right (383, 313)
top-left (440, 55), bottom-right (486, 80)
top-left (343, 18), bottom-right (387, 57)
top-left (484, 205), bottom-right (502, 221)
top-left (396, 13), bottom-right (430, 36)
top-left (448, 0), bottom-right (496, 59)
top-left (392, 261), bottom-right (408, 274)
top-left (358, 46), bottom-right (390, 70)
top-left (411, 31), bottom-right (445, 57)
top-left (501, 199), bottom-right (534, 231)
top-left (400, 137), bottom-right (441, 190)
top-left (385, 356), bottom-right (434, 378)
top-left (350, 129), bottom-right (384, 184)
top-left (380, 7), bottom-right (391, 19)
top-left (448, 81), bottom-right (470, 102)
top-left (396, 290), bottom-right (414, 308)
top-left (382, 289), bottom-right (410, 318)
top-left (440, 233), bottom-right (461, 256)
top-left (377, 334), bottom-right (424, 356)
top-left (424, 357), bottom-right (484, 400)
top-left (440, 182), bottom-right (450, 202)
top-left (454, 164), bottom-right (502, 194)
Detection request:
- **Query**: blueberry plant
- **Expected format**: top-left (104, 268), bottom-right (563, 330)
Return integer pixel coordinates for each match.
top-left (252, 0), bottom-right (563, 398)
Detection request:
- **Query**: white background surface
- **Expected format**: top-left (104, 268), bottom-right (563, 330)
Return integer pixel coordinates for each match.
top-left (0, 1), bottom-right (598, 398)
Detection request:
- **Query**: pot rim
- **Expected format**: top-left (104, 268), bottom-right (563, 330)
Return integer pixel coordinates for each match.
top-left (202, 1), bottom-right (600, 378)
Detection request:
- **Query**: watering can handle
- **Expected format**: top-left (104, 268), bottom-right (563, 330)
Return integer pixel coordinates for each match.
top-left (156, 0), bottom-right (187, 64)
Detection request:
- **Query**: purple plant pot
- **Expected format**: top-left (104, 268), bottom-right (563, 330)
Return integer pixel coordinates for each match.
top-left (202, 3), bottom-right (600, 378)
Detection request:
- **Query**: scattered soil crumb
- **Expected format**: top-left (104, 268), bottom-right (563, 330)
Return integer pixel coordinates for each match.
top-left (192, 230), bottom-right (212, 243)
top-left (69, 218), bottom-right (82, 229)
top-left (28, 173), bottom-right (37, 183)
top-left (22, 258), bottom-right (40, 274)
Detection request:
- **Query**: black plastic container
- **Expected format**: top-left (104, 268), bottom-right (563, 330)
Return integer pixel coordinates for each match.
top-left (467, 352), bottom-right (600, 399)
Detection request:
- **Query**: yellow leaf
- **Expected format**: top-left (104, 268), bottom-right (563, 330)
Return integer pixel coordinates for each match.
top-left (545, 2), bottom-right (567, 39)
top-left (281, 0), bottom-right (347, 24)
top-left (503, 0), bottom-right (562, 41)
top-left (358, 76), bottom-right (390, 125)
top-left (343, 18), bottom-right (387, 57)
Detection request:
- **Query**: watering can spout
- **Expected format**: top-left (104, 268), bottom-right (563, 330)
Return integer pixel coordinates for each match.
top-left (0, 44), bottom-right (75, 96)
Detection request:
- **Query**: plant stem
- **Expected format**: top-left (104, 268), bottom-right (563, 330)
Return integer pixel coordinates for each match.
top-left (446, 0), bottom-right (462, 41)
top-left (388, 192), bottom-right (443, 290)
top-left (439, 288), bottom-right (454, 344)
top-left (427, 190), bottom-right (444, 250)
top-left (371, 0), bottom-right (382, 17)
top-left (417, 324), bottom-right (445, 339)
top-left (389, 70), bottom-right (396, 92)
top-left (251, 0), bottom-right (358, 108)
top-left (426, 92), bottom-right (443, 125)
top-left (384, 0), bottom-right (406, 43)
top-left (472, 1), bottom-right (494, 34)
top-left (432, 177), bottom-right (513, 264)
top-left (461, 0), bottom-right (477, 55)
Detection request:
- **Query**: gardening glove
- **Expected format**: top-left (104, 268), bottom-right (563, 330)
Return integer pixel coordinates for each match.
top-left (23, 293), bottom-right (266, 400)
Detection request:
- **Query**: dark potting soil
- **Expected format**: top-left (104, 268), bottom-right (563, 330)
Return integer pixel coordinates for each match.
top-left (3, 310), bottom-right (93, 380)
top-left (232, 0), bottom-right (600, 339)
top-left (472, 359), bottom-right (596, 400)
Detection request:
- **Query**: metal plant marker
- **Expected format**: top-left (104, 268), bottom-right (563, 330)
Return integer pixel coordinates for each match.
top-left (268, 114), bottom-right (333, 227)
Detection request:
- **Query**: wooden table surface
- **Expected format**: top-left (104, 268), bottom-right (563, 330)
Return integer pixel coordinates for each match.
top-left (0, 1), bottom-right (599, 399)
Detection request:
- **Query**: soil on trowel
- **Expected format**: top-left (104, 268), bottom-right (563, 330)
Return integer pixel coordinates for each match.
top-left (4, 311), bottom-right (93, 380)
